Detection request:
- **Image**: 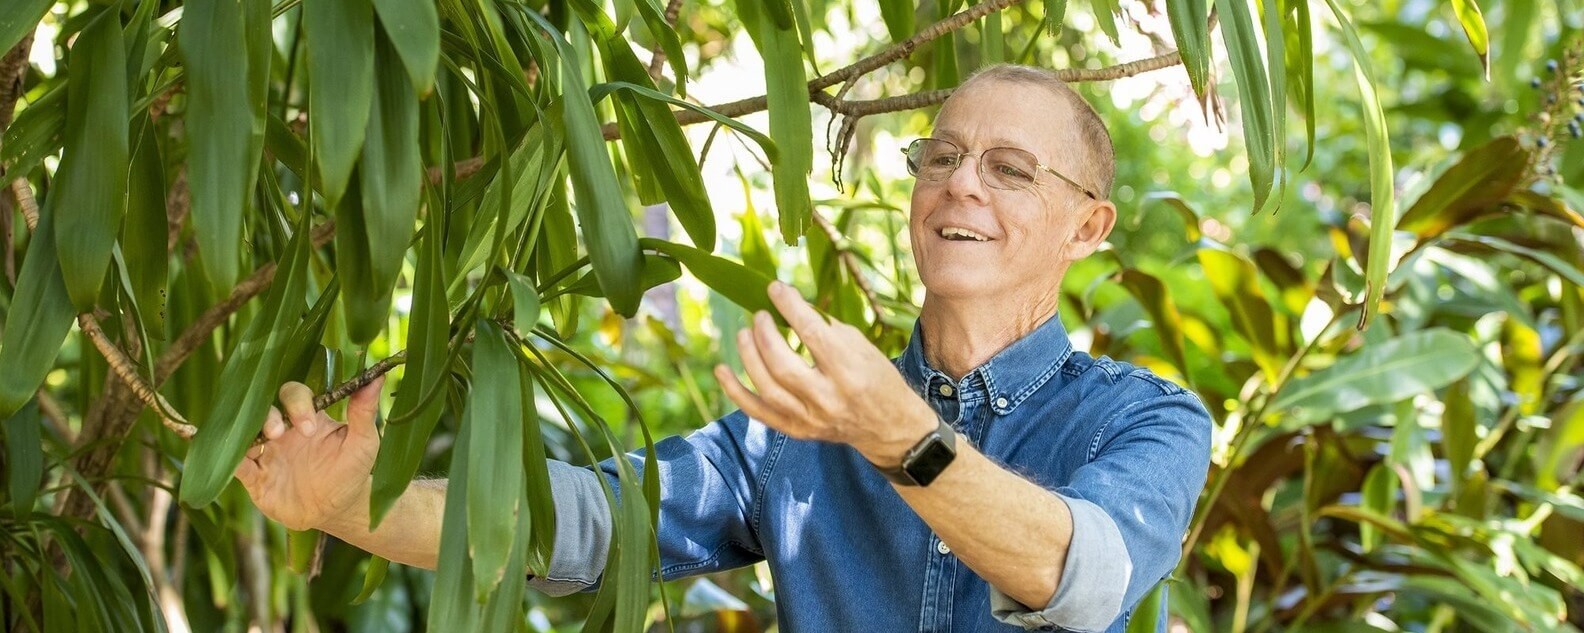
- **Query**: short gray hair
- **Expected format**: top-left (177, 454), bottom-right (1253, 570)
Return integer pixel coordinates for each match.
top-left (957, 64), bottom-right (1115, 200)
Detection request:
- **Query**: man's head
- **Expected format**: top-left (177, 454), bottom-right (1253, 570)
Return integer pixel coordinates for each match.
top-left (908, 64), bottom-right (1118, 313)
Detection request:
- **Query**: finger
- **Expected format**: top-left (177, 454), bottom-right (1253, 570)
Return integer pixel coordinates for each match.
top-left (751, 310), bottom-right (827, 399)
top-left (263, 407), bottom-right (287, 440)
top-left (234, 456), bottom-right (261, 489)
top-left (738, 328), bottom-right (807, 419)
top-left (345, 375), bottom-right (384, 444)
top-left (766, 281), bottom-right (837, 366)
top-left (279, 382), bottom-right (324, 438)
top-left (714, 364), bottom-right (783, 431)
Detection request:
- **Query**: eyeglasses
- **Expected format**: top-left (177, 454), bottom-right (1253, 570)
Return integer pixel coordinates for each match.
top-left (902, 138), bottom-right (1099, 200)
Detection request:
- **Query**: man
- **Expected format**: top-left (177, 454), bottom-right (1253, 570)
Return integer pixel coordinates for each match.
top-left (236, 64), bottom-right (1212, 631)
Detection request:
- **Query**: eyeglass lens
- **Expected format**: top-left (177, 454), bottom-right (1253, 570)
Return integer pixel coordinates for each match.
top-left (905, 139), bottom-right (1040, 190)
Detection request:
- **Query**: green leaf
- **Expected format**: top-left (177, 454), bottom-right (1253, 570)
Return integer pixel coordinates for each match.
top-left (1165, 0), bottom-right (1210, 99)
top-left (1320, 0), bottom-right (1393, 330)
top-left (1449, 0), bottom-right (1489, 77)
top-left (180, 220), bottom-right (313, 507)
top-left (631, 0), bottom-right (689, 96)
top-left (589, 81), bottom-right (778, 161)
top-left (372, 0), bottom-right (440, 96)
top-left (643, 238), bottom-right (777, 315)
top-left (556, 43), bottom-right (644, 317)
top-left (505, 270), bottom-right (542, 334)
top-left (306, 0), bottom-right (377, 208)
top-left (1091, 0), bottom-right (1120, 45)
top-left (981, 8), bottom-right (1004, 64)
top-left (560, 253), bottom-right (683, 299)
top-left (1124, 583), bottom-right (1164, 633)
top-left (1443, 233), bottom-right (1584, 287)
top-left (1272, 329), bottom-right (1480, 424)
top-left (1285, 0), bottom-right (1314, 170)
top-left (0, 205), bottom-right (78, 419)
top-left (429, 410), bottom-right (481, 631)
top-left (879, 0), bottom-right (915, 43)
top-left (1197, 249), bottom-right (1289, 383)
top-left (736, 0), bottom-right (813, 243)
top-left (345, 32), bottom-right (424, 344)
top-left (1117, 269), bottom-right (1190, 381)
top-left (352, 557), bottom-right (390, 605)
top-left (124, 117), bottom-right (170, 340)
top-left (1043, 0), bottom-right (1067, 34)
top-left (516, 367), bottom-right (556, 573)
top-left (371, 221), bottom-right (450, 527)
top-left (0, 84), bottom-right (63, 178)
top-left (466, 321), bottom-right (524, 598)
top-left (738, 189), bottom-right (778, 278)
top-left (180, 0), bottom-right (262, 290)
top-left (1358, 463), bottom-right (1398, 551)
top-left (1442, 378), bottom-right (1477, 496)
top-left (4, 400), bottom-right (44, 517)
top-left (1397, 137), bottom-right (1529, 240)
top-left (286, 528), bottom-right (322, 574)
top-left (0, 1), bottom-right (48, 53)
top-left (54, 10), bottom-right (130, 311)
top-left (1213, 0), bottom-right (1276, 211)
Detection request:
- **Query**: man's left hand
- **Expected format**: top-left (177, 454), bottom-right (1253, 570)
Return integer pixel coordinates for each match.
top-left (715, 281), bottom-right (937, 469)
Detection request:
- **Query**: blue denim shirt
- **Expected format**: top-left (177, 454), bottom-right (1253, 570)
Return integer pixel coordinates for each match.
top-left (532, 313), bottom-right (1212, 632)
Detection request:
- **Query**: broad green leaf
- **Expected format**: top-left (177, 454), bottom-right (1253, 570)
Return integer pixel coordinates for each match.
top-left (306, 0), bottom-right (376, 208)
top-left (738, 190), bottom-right (778, 278)
top-left (1536, 397), bottom-right (1583, 490)
top-left (346, 32), bottom-right (424, 344)
top-left (1197, 249), bottom-right (1288, 383)
top-left (1449, 0), bottom-right (1489, 76)
top-left (1271, 329), bottom-right (1479, 424)
top-left (560, 253), bottom-right (684, 298)
top-left (1143, 191), bottom-right (1203, 242)
top-left (505, 270), bottom-right (542, 334)
top-left (372, 0), bottom-right (440, 96)
top-left (1253, 248), bottom-right (1312, 317)
top-left (429, 411), bottom-right (481, 631)
top-left (0, 84), bottom-right (63, 178)
top-left (736, 0), bottom-right (813, 243)
top-left (4, 399), bottom-right (43, 517)
top-left (1445, 233), bottom-right (1584, 287)
top-left (1165, 0), bottom-right (1210, 99)
top-left (54, 10), bottom-right (130, 311)
top-left (180, 220), bottom-right (313, 507)
top-left (1397, 137), bottom-right (1528, 240)
top-left (466, 321), bottom-right (524, 597)
top-left (1117, 269), bottom-right (1190, 380)
top-left (449, 123), bottom-right (561, 290)
top-left (370, 221), bottom-right (450, 527)
top-left (180, 0), bottom-right (261, 290)
top-left (124, 116), bottom-right (169, 339)
top-left (879, 0), bottom-right (915, 44)
top-left (1320, 0), bottom-right (1393, 330)
top-left (0, 0), bottom-right (50, 54)
top-left (1213, 0), bottom-right (1275, 211)
top-left (643, 238), bottom-right (777, 315)
top-left (556, 42), bottom-right (643, 317)
top-left (0, 205), bottom-right (77, 419)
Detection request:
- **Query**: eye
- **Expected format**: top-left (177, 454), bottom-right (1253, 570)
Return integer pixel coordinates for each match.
top-left (929, 153), bottom-right (960, 167)
top-left (993, 162), bottom-right (1033, 182)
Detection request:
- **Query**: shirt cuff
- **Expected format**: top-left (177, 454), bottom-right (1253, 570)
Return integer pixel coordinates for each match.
top-left (990, 494), bottom-right (1131, 632)
top-left (525, 460), bottom-right (612, 597)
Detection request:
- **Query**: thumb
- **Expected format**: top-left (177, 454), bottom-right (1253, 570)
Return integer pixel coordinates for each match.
top-left (345, 375), bottom-right (385, 443)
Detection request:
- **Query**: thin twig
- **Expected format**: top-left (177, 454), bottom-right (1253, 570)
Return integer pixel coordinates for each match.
top-left (78, 314), bottom-right (198, 438)
top-left (811, 211), bottom-right (887, 319)
top-left (36, 390), bottom-right (72, 442)
top-left (425, 156), bottom-right (486, 184)
top-left (11, 178), bottom-right (38, 231)
top-left (312, 352), bottom-right (407, 411)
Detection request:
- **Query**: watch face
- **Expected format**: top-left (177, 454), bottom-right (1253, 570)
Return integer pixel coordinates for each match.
top-left (905, 437), bottom-right (957, 486)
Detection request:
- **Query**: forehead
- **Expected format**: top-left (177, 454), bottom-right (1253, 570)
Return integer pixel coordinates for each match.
top-left (932, 80), bottom-right (1076, 156)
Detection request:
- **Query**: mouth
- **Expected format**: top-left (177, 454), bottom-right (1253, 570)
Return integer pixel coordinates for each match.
top-left (938, 226), bottom-right (993, 242)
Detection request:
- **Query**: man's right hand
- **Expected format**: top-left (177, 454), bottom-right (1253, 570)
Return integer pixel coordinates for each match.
top-left (234, 377), bottom-right (384, 532)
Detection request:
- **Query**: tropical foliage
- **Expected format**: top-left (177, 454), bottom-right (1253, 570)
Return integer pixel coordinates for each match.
top-left (0, 0), bottom-right (1581, 630)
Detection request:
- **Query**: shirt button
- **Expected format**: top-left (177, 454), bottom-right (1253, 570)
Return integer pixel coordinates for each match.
top-left (937, 384), bottom-right (954, 397)
top-left (936, 540), bottom-right (952, 555)
top-left (995, 397), bottom-right (1009, 409)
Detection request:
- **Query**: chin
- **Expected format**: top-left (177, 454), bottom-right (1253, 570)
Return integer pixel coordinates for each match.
top-left (919, 267), bottom-right (1007, 300)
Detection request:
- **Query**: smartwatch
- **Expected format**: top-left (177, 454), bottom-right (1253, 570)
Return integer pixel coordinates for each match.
top-left (873, 417), bottom-right (958, 487)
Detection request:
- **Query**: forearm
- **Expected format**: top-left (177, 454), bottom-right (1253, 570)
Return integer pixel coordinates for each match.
top-left (892, 441), bottom-right (1073, 609)
top-left (318, 478), bottom-right (447, 571)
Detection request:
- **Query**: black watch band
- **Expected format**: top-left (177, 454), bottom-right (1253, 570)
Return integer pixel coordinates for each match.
top-left (873, 417), bottom-right (958, 487)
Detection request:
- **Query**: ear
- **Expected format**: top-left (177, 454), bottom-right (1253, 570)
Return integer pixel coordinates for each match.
top-left (1061, 200), bottom-right (1117, 261)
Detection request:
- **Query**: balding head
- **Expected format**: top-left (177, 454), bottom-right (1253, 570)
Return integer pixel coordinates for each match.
top-left (954, 65), bottom-right (1115, 200)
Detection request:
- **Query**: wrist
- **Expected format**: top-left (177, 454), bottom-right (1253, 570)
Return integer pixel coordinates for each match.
top-left (859, 399), bottom-right (940, 469)
top-left (316, 477), bottom-right (375, 535)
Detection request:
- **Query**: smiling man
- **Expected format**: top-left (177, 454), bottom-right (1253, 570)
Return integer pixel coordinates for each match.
top-left (237, 64), bottom-right (1212, 632)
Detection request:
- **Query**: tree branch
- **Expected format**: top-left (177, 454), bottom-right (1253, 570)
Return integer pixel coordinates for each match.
top-left (811, 211), bottom-right (888, 320)
top-left (77, 314), bottom-right (198, 438)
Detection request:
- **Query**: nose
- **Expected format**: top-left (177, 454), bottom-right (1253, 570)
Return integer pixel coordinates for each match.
top-left (943, 154), bottom-right (989, 204)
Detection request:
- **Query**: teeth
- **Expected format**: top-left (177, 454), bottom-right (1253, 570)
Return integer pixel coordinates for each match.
top-left (939, 226), bottom-right (989, 242)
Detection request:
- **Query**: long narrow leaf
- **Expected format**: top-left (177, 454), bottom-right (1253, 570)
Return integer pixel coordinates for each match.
top-left (735, 0), bottom-right (813, 243)
top-left (54, 10), bottom-right (130, 310)
top-left (466, 321), bottom-right (524, 597)
top-left (1165, 0), bottom-right (1210, 99)
top-left (372, 0), bottom-right (441, 95)
top-left (1214, 0), bottom-right (1276, 211)
top-left (0, 204), bottom-right (78, 419)
top-left (306, 0), bottom-right (376, 208)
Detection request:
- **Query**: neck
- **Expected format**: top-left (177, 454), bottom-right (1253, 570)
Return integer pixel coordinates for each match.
top-left (918, 288), bottom-right (1061, 380)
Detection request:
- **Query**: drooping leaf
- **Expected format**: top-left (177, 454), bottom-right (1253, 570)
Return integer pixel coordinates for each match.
top-left (4, 399), bottom-right (44, 517)
top-left (1443, 233), bottom-right (1584, 287)
top-left (1320, 0), bottom-right (1393, 330)
top-left (466, 321), bottom-right (524, 598)
top-left (306, 0), bottom-right (377, 208)
top-left (1397, 137), bottom-right (1529, 240)
top-left (1214, 0), bottom-right (1276, 211)
top-left (1117, 269), bottom-right (1191, 381)
top-left (0, 84), bottom-right (63, 179)
top-left (429, 411), bottom-right (481, 631)
top-left (735, 0), bottom-right (813, 243)
top-left (1448, 0), bottom-right (1489, 77)
top-left (1091, 0), bottom-right (1120, 45)
top-left (1043, 0), bottom-right (1067, 34)
top-left (54, 9), bottom-right (130, 311)
top-left (1197, 248), bottom-right (1289, 383)
top-left (879, 0), bottom-right (915, 44)
top-left (180, 220), bottom-right (313, 507)
top-left (0, 205), bottom-right (78, 419)
top-left (643, 238), bottom-right (777, 316)
top-left (180, 0), bottom-right (262, 290)
top-left (352, 557), bottom-right (391, 605)
top-left (631, 0), bottom-right (689, 96)
top-left (1285, 0), bottom-right (1315, 170)
top-left (0, 0), bottom-right (51, 54)
top-left (124, 116), bottom-right (170, 339)
top-left (1271, 329), bottom-right (1479, 424)
top-left (1165, 0), bottom-right (1211, 99)
top-left (372, 0), bottom-right (441, 96)
top-left (505, 270), bottom-right (542, 334)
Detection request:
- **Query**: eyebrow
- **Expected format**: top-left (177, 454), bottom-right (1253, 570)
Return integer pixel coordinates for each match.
top-left (932, 130), bottom-right (1035, 153)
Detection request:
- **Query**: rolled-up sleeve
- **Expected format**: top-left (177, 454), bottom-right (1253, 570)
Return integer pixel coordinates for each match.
top-left (525, 460), bottom-right (613, 596)
top-left (991, 385), bottom-right (1213, 631)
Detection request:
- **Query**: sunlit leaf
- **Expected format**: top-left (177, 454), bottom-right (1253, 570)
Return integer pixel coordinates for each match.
top-left (1272, 329), bottom-right (1479, 425)
top-left (53, 10), bottom-right (129, 311)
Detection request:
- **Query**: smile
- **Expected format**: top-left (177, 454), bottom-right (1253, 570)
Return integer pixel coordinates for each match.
top-left (939, 226), bottom-right (991, 242)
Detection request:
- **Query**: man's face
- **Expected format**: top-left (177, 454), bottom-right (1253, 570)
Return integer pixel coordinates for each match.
top-left (908, 80), bottom-right (1105, 305)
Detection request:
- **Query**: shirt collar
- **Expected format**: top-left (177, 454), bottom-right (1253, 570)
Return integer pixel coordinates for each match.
top-left (895, 312), bottom-right (1075, 415)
